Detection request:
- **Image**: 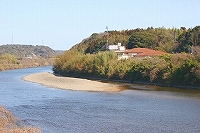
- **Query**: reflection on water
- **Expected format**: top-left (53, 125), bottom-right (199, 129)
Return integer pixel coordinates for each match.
top-left (120, 83), bottom-right (200, 98)
top-left (0, 66), bottom-right (200, 133)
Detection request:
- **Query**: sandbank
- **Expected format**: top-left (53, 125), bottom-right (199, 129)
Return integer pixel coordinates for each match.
top-left (22, 72), bottom-right (123, 92)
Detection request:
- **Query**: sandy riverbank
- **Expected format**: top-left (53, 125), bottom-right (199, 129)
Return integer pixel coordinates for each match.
top-left (22, 72), bottom-right (123, 92)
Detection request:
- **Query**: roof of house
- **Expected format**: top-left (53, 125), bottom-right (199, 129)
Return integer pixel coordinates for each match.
top-left (124, 48), bottom-right (167, 57)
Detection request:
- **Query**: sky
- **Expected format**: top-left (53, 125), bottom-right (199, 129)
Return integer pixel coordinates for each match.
top-left (0, 0), bottom-right (200, 50)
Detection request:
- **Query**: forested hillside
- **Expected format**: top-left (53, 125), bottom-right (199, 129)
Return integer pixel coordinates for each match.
top-left (71, 26), bottom-right (200, 54)
top-left (0, 44), bottom-right (58, 58)
top-left (54, 26), bottom-right (200, 88)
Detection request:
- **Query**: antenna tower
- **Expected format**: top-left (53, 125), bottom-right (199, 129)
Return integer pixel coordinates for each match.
top-left (106, 26), bottom-right (108, 46)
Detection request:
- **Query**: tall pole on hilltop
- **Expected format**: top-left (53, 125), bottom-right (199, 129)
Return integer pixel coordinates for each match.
top-left (106, 26), bottom-right (108, 46)
top-left (106, 26), bottom-right (108, 33)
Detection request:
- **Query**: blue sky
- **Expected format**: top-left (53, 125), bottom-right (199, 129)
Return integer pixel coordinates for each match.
top-left (0, 0), bottom-right (199, 50)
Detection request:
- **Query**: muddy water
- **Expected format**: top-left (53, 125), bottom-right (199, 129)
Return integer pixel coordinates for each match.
top-left (0, 66), bottom-right (200, 133)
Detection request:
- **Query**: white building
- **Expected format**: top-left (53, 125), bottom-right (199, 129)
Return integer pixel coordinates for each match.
top-left (106, 43), bottom-right (127, 59)
top-left (106, 43), bottom-right (125, 51)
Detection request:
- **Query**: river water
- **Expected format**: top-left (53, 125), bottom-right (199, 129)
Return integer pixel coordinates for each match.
top-left (0, 66), bottom-right (200, 133)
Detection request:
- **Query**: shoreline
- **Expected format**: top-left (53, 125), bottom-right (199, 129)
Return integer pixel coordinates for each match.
top-left (22, 72), bottom-right (124, 92)
top-left (0, 105), bottom-right (40, 132)
top-left (22, 72), bottom-right (200, 93)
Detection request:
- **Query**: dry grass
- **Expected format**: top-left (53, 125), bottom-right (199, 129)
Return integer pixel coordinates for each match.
top-left (0, 106), bottom-right (41, 133)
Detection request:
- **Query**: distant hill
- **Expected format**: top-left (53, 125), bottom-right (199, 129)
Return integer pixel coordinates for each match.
top-left (0, 44), bottom-right (63, 58)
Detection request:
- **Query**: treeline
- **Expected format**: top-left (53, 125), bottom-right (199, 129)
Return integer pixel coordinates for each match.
top-left (0, 53), bottom-right (54, 71)
top-left (53, 50), bottom-right (200, 88)
top-left (71, 26), bottom-right (200, 54)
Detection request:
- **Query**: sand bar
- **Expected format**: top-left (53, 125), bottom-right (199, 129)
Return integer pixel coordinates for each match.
top-left (22, 72), bottom-right (123, 92)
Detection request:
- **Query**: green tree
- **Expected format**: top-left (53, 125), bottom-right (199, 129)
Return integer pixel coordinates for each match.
top-left (176, 26), bottom-right (200, 53)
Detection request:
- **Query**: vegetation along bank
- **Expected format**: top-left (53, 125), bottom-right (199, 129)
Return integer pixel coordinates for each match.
top-left (53, 26), bottom-right (200, 89)
top-left (0, 105), bottom-right (40, 133)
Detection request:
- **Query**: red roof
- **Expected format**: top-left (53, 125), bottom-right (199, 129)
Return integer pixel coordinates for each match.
top-left (124, 48), bottom-right (167, 57)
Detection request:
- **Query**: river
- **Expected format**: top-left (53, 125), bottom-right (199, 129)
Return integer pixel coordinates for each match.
top-left (0, 66), bottom-right (200, 133)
